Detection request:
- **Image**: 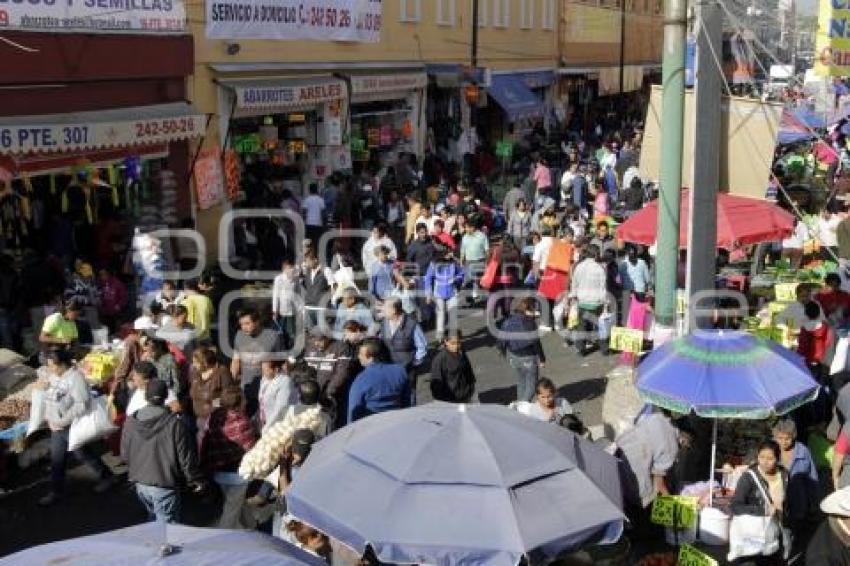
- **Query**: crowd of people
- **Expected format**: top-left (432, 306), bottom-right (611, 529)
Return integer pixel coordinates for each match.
top-left (12, 110), bottom-right (850, 565)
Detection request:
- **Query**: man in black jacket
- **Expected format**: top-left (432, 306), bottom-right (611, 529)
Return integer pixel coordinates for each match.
top-left (301, 249), bottom-right (330, 329)
top-left (430, 333), bottom-right (476, 403)
top-left (121, 379), bottom-right (204, 523)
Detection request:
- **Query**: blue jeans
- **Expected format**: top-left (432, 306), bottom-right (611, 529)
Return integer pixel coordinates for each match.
top-left (135, 484), bottom-right (180, 523)
top-left (508, 353), bottom-right (539, 402)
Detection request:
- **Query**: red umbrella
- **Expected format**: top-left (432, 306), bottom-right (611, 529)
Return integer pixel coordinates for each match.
top-left (615, 190), bottom-right (796, 250)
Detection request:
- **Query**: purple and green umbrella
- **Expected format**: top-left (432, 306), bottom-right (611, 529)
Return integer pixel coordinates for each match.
top-left (637, 330), bottom-right (818, 420)
top-left (636, 330), bottom-right (819, 507)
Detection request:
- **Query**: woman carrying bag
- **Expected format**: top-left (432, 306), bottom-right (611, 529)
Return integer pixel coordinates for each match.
top-left (729, 440), bottom-right (789, 563)
top-left (37, 348), bottom-right (117, 506)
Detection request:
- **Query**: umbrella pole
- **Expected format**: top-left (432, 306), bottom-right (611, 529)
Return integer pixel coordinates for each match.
top-left (708, 419), bottom-right (717, 508)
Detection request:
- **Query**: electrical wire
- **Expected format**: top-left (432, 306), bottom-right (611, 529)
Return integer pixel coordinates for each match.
top-left (0, 35), bottom-right (39, 53)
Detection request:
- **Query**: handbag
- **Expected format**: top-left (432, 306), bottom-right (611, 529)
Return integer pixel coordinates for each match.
top-left (479, 254), bottom-right (500, 290)
top-left (68, 395), bottom-right (118, 451)
top-left (727, 469), bottom-right (782, 561)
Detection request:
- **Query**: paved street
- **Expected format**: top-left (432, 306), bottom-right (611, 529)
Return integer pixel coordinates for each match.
top-left (0, 312), bottom-right (616, 558)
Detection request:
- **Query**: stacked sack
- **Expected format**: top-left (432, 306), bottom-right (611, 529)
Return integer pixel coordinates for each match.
top-left (239, 405), bottom-right (327, 480)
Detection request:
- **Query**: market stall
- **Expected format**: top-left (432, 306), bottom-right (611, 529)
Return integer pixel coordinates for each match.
top-left (218, 76), bottom-right (351, 201)
top-left (348, 72), bottom-right (427, 169)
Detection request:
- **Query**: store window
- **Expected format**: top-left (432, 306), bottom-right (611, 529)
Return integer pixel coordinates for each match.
top-left (541, 0), bottom-right (555, 29)
top-left (349, 99), bottom-right (417, 171)
top-left (520, 0), bottom-right (533, 29)
top-left (493, 0), bottom-right (510, 28)
top-left (436, 0), bottom-right (456, 26)
top-left (400, 0), bottom-right (421, 22)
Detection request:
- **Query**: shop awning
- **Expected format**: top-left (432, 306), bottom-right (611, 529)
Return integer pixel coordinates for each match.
top-left (223, 77), bottom-right (346, 117)
top-left (0, 102), bottom-right (205, 155)
top-left (486, 75), bottom-right (544, 122)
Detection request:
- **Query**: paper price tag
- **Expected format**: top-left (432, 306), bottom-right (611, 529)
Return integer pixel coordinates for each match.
top-left (678, 544), bottom-right (718, 566)
top-left (774, 282), bottom-right (798, 302)
top-left (609, 326), bottom-right (644, 354)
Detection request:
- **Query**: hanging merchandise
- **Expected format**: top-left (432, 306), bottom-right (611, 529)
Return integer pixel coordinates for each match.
top-left (193, 148), bottom-right (226, 211)
top-left (223, 149), bottom-right (242, 201)
top-left (402, 119), bottom-right (413, 140)
top-left (367, 128), bottom-right (380, 148)
top-left (0, 182), bottom-right (31, 249)
top-left (379, 124), bottom-right (393, 147)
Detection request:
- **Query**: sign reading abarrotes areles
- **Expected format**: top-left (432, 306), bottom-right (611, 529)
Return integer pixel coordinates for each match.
top-left (206, 0), bottom-right (381, 41)
top-left (0, 0), bottom-right (186, 33)
top-left (235, 79), bottom-right (346, 111)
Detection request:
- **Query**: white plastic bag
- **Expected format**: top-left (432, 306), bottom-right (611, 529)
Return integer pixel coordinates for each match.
top-left (26, 388), bottom-right (46, 437)
top-left (68, 395), bottom-right (117, 451)
top-left (727, 470), bottom-right (782, 561)
top-left (598, 310), bottom-right (614, 340)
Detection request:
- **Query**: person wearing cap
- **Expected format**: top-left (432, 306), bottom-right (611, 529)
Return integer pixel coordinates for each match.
top-left (121, 378), bottom-right (205, 524)
top-left (39, 299), bottom-right (82, 349)
top-left (807, 486), bottom-right (850, 564)
top-left (348, 338), bottom-right (411, 423)
top-left (36, 348), bottom-right (118, 506)
top-left (126, 361), bottom-right (179, 417)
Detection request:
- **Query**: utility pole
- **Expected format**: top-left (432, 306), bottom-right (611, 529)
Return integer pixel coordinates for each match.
top-left (654, 0), bottom-right (688, 333)
top-left (619, 0), bottom-right (626, 94)
top-left (686, 0), bottom-right (723, 329)
top-left (470, 0), bottom-right (479, 129)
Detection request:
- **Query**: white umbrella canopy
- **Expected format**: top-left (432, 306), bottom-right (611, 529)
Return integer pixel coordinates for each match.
top-left (0, 523), bottom-right (324, 566)
top-left (288, 402), bottom-right (626, 566)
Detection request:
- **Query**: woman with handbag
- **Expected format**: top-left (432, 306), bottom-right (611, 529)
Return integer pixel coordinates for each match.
top-left (37, 348), bottom-right (117, 506)
top-left (729, 440), bottom-right (789, 563)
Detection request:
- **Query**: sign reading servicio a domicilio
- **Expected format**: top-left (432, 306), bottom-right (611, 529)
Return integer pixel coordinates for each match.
top-left (0, 0), bottom-right (186, 33)
top-left (206, 0), bottom-right (381, 41)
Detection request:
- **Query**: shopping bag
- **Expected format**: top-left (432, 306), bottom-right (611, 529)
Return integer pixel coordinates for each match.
top-left (68, 395), bottom-right (118, 451)
top-left (726, 470), bottom-right (782, 561)
top-left (598, 310), bottom-right (614, 340)
top-left (567, 303), bottom-right (580, 330)
top-left (26, 388), bottom-right (46, 437)
top-left (479, 256), bottom-right (500, 290)
top-left (546, 240), bottom-right (573, 273)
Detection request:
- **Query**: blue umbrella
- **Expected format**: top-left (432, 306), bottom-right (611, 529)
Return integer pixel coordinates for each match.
top-left (287, 402), bottom-right (625, 566)
top-left (637, 330), bottom-right (818, 419)
top-left (636, 330), bottom-right (818, 506)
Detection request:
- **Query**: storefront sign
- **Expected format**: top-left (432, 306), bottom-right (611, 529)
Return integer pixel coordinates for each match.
top-left (679, 544), bottom-right (718, 566)
top-left (193, 148), bottom-right (226, 210)
top-left (235, 80), bottom-right (345, 111)
top-left (206, 0), bottom-right (381, 42)
top-left (0, 109), bottom-right (204, 154)
top-left (350, 72), bottom-right (427, 95)
top-left (0, 0), bottom-right (186, 33)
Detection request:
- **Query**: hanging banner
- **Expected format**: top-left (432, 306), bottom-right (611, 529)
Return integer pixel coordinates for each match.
top-left (193, 149), bottom-right (226, 211)
top-left (0, 0), bottom-right (186, 33)
top-left (206, 0), bottom-right (382, 41)
top-left (815, 0), bottom-right (850, 75)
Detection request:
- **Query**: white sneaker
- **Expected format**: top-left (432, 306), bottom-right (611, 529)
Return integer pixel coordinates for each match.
top-left (539, 325), bottom-right (552, 332)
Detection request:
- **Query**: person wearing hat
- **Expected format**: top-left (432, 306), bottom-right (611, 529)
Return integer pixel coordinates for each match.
top-left (121, 378), bottom-right (205, 524)
top-left (806, 486), bottom-right (850, 563)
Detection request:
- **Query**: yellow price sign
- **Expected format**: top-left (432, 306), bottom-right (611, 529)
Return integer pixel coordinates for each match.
top-left (679, 544), bottom-right (718, 566)
top-left (650, 495), bottom-right (698, 528)
top-left (774, 283), bottom-right (798, 302)
top-left (609, 326), bottom-right (643, 354)
top-left (677, 290), bottom-right (688, 315)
